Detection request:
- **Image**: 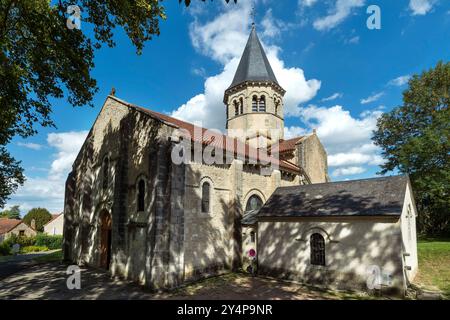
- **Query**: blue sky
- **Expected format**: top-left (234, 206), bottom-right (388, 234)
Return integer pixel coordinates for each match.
top-left (5, 0), bottom-right (450, 214)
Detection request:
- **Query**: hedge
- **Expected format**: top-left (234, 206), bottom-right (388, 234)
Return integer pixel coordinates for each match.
top-left (35, 234), bottom-right (63, 250)
top-left (20, 246), bottom-right (49, 253)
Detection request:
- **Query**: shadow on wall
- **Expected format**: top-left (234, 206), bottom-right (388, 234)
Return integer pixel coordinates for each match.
top-left (258, 192), bottom-right (407, 295)
top-left (63, 106), bottom-right (243, 289)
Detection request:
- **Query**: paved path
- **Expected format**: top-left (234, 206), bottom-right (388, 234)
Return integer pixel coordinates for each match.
top-left (0, 251), bottom-right (59, 281)
top-left (0, 262), bottom-right (373, 300)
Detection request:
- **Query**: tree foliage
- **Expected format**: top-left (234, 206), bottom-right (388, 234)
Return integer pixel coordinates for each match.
top-left (373, 61), bottom-right (450, 235)
top-left (22, 207), bottom-right (52, 232)
top-left (0, 0), bottom-right (234, 207)
top-left (0, 204), bottom-right (20, 219)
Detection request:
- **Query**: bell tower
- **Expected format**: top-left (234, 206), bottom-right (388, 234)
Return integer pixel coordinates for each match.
top-left (224, 24), bottom-right (286, 148)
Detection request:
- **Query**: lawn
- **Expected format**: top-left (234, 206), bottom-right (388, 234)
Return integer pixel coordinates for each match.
top-left (415, 238), bottom-right (450, 298)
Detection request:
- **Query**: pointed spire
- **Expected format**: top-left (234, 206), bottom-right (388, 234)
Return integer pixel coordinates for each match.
top-left (228, 26), bottom-right (279, 89)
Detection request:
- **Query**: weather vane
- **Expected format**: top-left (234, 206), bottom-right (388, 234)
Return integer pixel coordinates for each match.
top-left (251, 2), bottom-right (256, 27)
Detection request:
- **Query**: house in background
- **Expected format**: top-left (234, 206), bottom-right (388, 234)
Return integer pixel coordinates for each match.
top-left (44, 213), bottom-right (64, 236)
top-left (256, 175), bottom-right (418, 295)
top-left (0, 218), bottom-right (37, 242)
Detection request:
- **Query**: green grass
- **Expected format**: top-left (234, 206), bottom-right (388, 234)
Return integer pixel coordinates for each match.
top-left (32, 249), bottom-right (63, 263)
top-left (415, 238), bottom-right (450, 298)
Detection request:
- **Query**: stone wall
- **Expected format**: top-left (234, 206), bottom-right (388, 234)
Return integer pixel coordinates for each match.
top-left (257, 216), bottom-right (406, 294)
top-left (296, 133), bottom-right (329, 183)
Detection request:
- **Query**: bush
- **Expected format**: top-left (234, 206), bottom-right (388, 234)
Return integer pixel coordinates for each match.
top-left (0, 242), bottom-right (11, 256)
top-left (3, 234), bottom-right (36, 248)
top-left (20, 245), bottom-right (49, 253)
top-left (35, 233), bottom-right (63, 250)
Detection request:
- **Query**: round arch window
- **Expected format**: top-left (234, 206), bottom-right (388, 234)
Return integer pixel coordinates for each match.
top-left (245, 195), bottom-right (263, 212)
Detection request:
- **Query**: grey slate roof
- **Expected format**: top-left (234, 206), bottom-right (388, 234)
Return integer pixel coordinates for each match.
top-left (242, 210), bottom-right (260, 226)
top-left (228, 25), bottom-right (279, 88)
top-left (257, 175), bottom-right (410, 218)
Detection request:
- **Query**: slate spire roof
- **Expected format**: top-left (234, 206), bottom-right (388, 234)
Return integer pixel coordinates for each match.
top-left (228, 25), bottom-right (279, 89)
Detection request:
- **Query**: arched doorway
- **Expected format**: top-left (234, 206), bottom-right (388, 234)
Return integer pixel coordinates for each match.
top-left (99, 210), bottom-right (112, 269)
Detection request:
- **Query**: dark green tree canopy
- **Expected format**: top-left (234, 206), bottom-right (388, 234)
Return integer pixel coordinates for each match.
top-left (373, 61), bottom-right (450, 235)
top-left (0, 204), bottom-right (20, 219)
top-left (0, 0), bottom-right (235, 207)
top-left (23, 207), bottom-right (52, 232)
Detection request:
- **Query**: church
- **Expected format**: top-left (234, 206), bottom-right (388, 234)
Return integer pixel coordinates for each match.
top-left (63, 25), bottom-right (418, 295)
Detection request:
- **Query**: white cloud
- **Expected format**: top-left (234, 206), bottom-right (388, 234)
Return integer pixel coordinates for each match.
top-left (171, 1), bottom-right (321, 130)
top-left (360, 92), bottom-right (384, 104)
top-left (284, 126), bottom-right (308, 139)
top-left (17, 142), bottom-right (43, 150)
top-left (5, 131), bottom-right (88, 213)
top-left (321, 92), bottom-right (343, 102)
top-left (313, 0), bottom-right (365, 31)
top-left (332, 166), bottom-right (366, 177)
top-left (299, 0), bottom-right (318, 7)
top-left (409, 0), bottom-right (436, 15)
top-left (286, 105), bottom-right (384, 171)
top-left (346, 35), bottom-right (360, 44)
top-left (388, 75), bottom-right (411, 86)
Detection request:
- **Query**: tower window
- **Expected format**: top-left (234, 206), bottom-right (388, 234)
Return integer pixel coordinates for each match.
top-left (310, 233), bottom-right (325, 266)
top-left (259, 96), bottom-right (266, 112)
top-left (240, 97), bottom-right (244, 114)
top-left (137, 179), bottom-right (146, 212)
top-left (234, 100), bottom-right (239, 116)
top-left (275, 99), bottom-right (280, 115)
top-left (252, 96), bottom-right (258, 112)
top-left (201, 182), bottom-right (211, 213)
top-left (102, 157), bottom-right (109, 190)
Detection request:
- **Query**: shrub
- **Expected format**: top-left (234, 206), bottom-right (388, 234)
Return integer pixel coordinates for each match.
top-left (35, 233), bottom-right (63, 250)
top-left (3, 234), bottom-right (36, 247)
top-left (20, 245), bottom-right (49, 253)
top-left (0, 242), bottom-right (11, 256)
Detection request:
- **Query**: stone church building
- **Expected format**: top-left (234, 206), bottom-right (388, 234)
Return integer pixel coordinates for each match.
top-left (63, 26), bottom-right (417, 294)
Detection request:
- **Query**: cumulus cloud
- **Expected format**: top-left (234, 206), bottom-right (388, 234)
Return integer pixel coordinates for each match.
top-left (17, 142), bottom-right (43, 151)
top-left (286, 105), bottom-right (384, 170)
top-left (171, 1), bottom-right (321, 130)
top-left (313, 0), bottom-right (365, 31)
top-left (361, 92), bottom-right (384, 104)
top-left (388, 75), bottom-right (411, 86)
top-left (299, 0), bottom-right (318, 7)
top-left (5, 131), bottom-right (88, 213)
top-left (332, 166), bottom-right (366, 177)
top-left (321, 92), bottom-right (343, 102)
top-left (409, 0), bottom-right (436, 15)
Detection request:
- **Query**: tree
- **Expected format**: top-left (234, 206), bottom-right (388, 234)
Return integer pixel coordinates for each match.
top-left (373, 61), bottom-right (450, 236)
top-left (0, 204), bottom-right (20, 219)
top-left (0, 0), bottom-right (236, 207)
top-left (23, 208), bottom-right (52, 232)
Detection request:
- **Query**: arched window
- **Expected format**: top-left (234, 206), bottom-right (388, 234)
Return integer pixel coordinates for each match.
top-left (234, 100), bottom-right (239, 116)
top-left (201, 182), bottom-right (211, 213)
top-left (250, 231), bottom-right (256, 243)
top-left (239, 97), bottom-right (244, 114)
top-left (310, 233), bottom-right (325, 266)
top-left (275, 99), bottom-right (280, 115)
top-left (137, 179), bottom-right (146, 212)
top-left (245, 194), bottom-right (263, 212)
top-left (259, 96), bottom-right (266, 112)
top-left (252, 96), bottom-right (258, 112)
top-left (102, 157), bottom-right (109, 190)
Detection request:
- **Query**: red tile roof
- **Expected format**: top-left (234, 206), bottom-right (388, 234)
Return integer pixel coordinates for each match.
top-left (0, 218), bottom-right (22, 235)
top-left (271, 137), bottom-right (304, 154)
top-left (112, 96), bottom-right (301, 173)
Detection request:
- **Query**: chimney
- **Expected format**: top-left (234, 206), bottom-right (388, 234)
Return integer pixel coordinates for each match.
top-left (313, 128), bottom-right (317, 135)
top-left (31, 219), bottom-right (36, 230)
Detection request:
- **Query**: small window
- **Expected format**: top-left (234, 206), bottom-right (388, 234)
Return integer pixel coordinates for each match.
top-left (234, 101), bottom-right (239, 116)
top-left (250, 231), bottom-right (256, 243)
top-left (201, 182), bottom-right (211, 213)
top-left (102, 157), bottom-right (109, 190)
top-left (259, 96), bottom-right (266, 112)
top-left (245, 195), bottom-right (263, 212)
top-left (310, 233), bottom-right (325, 266)
top-left (275, 100), bottom-right (279, 115)
top-left (19, 230), bottom-right (25, 237)
top-left (252, 96), bottom-right (258, 112)
top-left (240, 97), bottom-right (244, 114)
top-left (137, 179), bottom-right (146, 212)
